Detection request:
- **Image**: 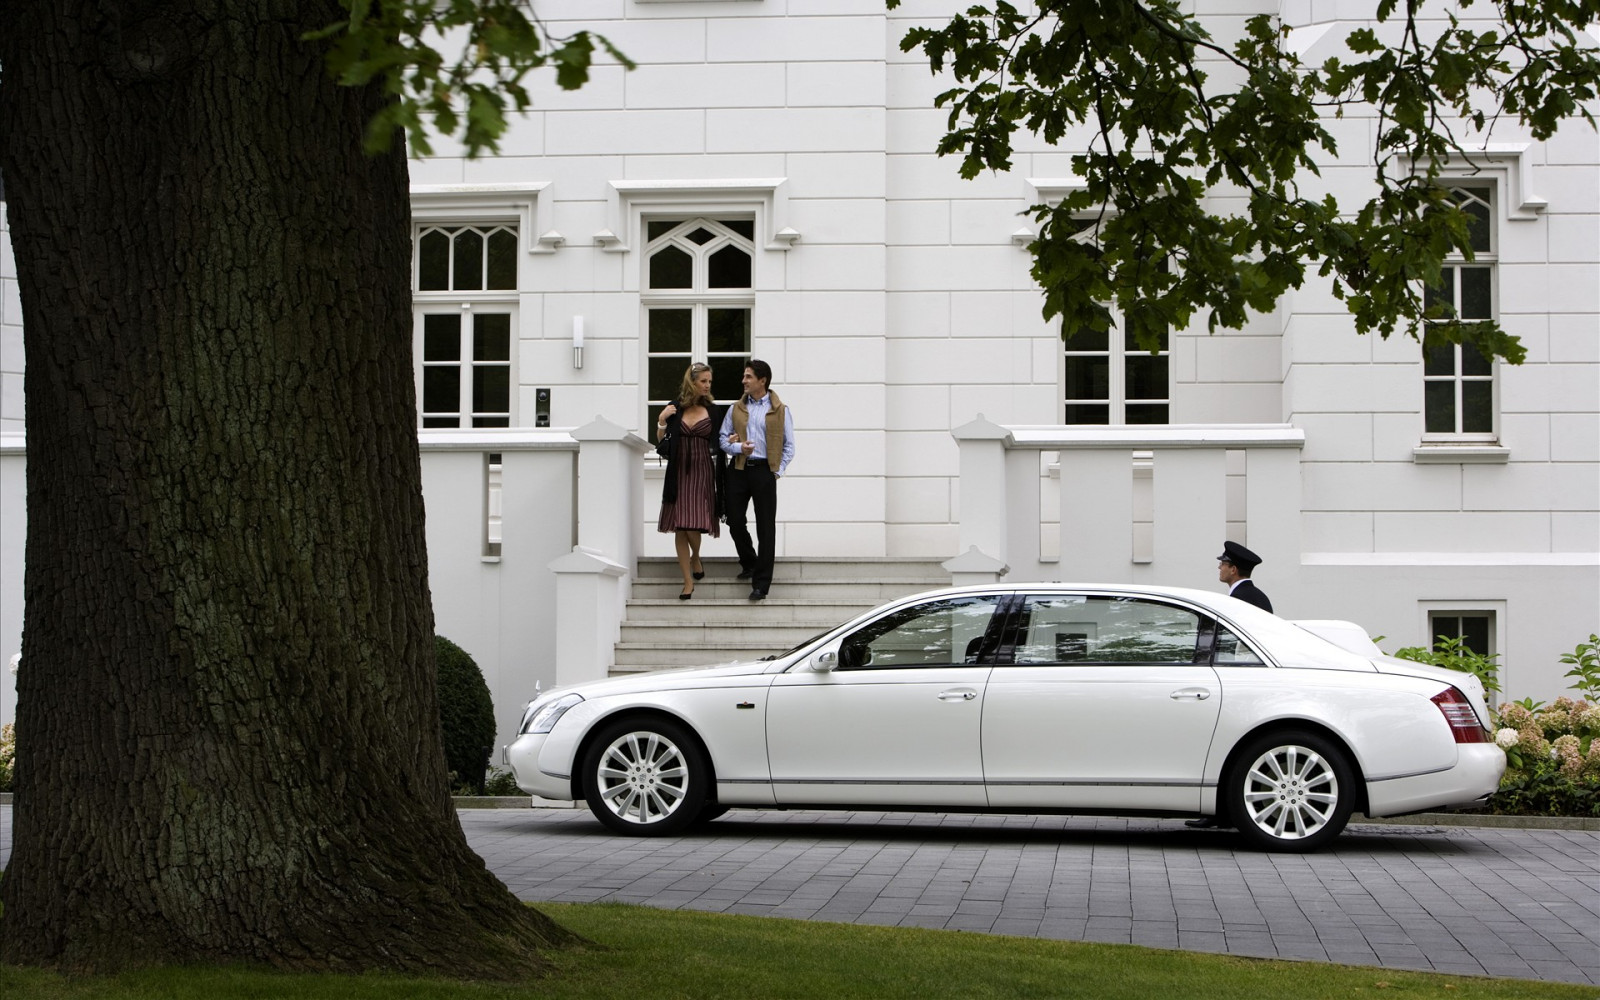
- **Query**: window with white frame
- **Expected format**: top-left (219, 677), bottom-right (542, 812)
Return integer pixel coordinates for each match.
top-left (1422, 184), bottom-right (1496, 438)
top-left (644, 218), bottom-right (754, 435)
top-left (1061, 257), bottom-right (1171, 425)
top-left (1429, 610), bottom-right (1494, 658)
top-left (413, 224), bottom-right (518, 428)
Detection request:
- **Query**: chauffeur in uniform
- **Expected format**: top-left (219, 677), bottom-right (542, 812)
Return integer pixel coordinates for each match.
top-left (1218, 540), bottom-right (1272, 613)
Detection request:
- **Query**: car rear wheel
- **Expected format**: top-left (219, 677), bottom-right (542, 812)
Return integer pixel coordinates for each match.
top-left (582, 717), bottom-right (707, 836)
top-left (1227, 730), bottom-right (1355, 852)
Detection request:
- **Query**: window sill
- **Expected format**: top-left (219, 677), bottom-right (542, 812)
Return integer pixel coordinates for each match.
top-left (1412, 444), bottom-right (1509, 465)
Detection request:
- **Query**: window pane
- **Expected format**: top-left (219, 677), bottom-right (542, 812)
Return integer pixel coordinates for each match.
top-left (647, 220), bottom-right (678, 243)
top-left (649, 244), bottom-right (693, 289)
top-left (1461, 342), bottom-right (1491, 377)
top-left (1065, 356), bottom-right (1110, 401)
top-left (473, 416), bottom-right (510, 428)
top-left (423, 366), bottom-right (460, 416)
top-left (649, 356), bottom-right (689, 402)
top-left (708, 245), bottom-right (752, 288)
top-left (474, 314), bottom-right (510, 361)
top-left (453, 229), bottom-right (484, 291)
top-left (423, 314), bottom-right (460, 361)
top-left (1424, 269), bottom-right (1455, 315)
top-left (421, 416), bottom-right (458, 428)
top-left (1125, 404), bottom-right (1168, 425)
top-left (1125, 354), bottom-right (1168, 401)
top-left (486, 228), bottom-right (518, 290)
top-left (840, 597), bottom-right (1000, 669)
top-left (710, 357), bottom-right (745, 399)
top-left (708, 308), bottom-right (751, 353)
top-left (1460, 615), bottom-right (1491, 655)
top-left (724, 219), bottom-right (755, 240)
top-left (1015, 596), bottom-right (1201, 665)
top-left (1065, 403), bottom-right (1109, 425)
top-left (648, 309), bottom-right (692, 352)
top-left (1460, 267), bottom-right (1492, 320)
top-left (1458, 190), bottom-right (1492, 253)
top-left (1462, 380), bottom-right (1493, 433)
top-left (1423, 343), bottom-right (1456, 377)
top-left (473, 365), bottom-right (509, 416)
top-left (1123, 323), bottom-right (1169, 352)
top-left (1425, 382), bottom-right (1456, 433)
top-left (1213, 626), bottom-right (1264, 666)
top-left (1063, 325), bottom-right (1109, 353)
top-left (686, 227), bottom-right (715, 245)
top-left (418, 230), bottom-right (451, 291)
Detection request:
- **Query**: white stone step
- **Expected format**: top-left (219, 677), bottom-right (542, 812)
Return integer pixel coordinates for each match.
top-left (610, 557), bottom-right (954, 678)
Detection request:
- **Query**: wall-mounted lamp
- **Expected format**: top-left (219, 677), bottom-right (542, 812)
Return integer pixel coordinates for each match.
top-left (572, 315), bottom-right (585, 369)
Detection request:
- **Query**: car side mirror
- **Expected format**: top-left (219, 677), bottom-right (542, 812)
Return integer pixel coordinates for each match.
top-left (811, 650), bottom-right (838, 673)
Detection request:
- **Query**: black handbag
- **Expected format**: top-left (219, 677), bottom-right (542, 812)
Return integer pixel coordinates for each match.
top-left (655, 417), bottom-right (676, 460)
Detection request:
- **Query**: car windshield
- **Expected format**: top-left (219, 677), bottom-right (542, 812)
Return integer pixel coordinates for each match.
top-left (761, 626), bottom-right (837, 661)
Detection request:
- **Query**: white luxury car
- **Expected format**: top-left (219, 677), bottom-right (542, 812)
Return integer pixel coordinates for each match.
top-left (506, 584), bottom-right (1505, 851)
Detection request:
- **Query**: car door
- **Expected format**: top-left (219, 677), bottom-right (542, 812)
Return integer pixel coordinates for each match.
top-left (982, 593), bottom-right (1222, 812)
top-left (766, 593), bottom-right (1005, 808)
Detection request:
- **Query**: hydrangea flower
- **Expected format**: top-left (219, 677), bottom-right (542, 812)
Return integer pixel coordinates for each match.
top-left (1496, 702), bottom-right (1534, 729)
top-left (1537, 707), bottom-right (1571, 738)
top-left (1495, 727), bottom-right (1519, 749)
top-left (1552, 735), bottom-right (1583, 778)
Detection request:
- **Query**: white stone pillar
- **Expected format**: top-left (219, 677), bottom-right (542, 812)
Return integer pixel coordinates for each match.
top-left (951, 415), bottom-right (1013, 578)
top-left (548, 546), bottom-right (628, 687)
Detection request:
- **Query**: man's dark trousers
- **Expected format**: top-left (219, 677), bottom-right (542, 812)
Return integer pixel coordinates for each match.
top-left (726, 463), bottom-right (777, 593)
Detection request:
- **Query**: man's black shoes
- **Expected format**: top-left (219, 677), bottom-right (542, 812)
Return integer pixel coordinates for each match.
top-left (736, 568), bottom-right (753, 580)
top-left (748, 589), bottom-right (766, 601)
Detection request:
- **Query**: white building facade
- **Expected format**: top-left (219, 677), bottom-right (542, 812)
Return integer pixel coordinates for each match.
top-left (2, 0), bottom-right (1597, 741)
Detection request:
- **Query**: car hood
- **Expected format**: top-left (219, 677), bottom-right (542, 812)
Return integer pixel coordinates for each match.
top-left (543, 658), bottom-right (777, 702)
top-left (1371, 655), bottom-right (1494, 727)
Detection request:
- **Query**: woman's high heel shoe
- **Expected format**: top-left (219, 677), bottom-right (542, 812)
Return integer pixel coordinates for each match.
top-left (679, 587), bottom-right (694, 600)
top-left (691, 558), bottom-right (705, 581)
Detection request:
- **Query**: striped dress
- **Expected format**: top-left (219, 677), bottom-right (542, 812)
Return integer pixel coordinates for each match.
top-left (657, 415), bottom-right (720, 536)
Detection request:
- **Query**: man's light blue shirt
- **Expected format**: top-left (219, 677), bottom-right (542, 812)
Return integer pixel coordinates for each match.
top-left (719, 392), bottom-right (795, 476)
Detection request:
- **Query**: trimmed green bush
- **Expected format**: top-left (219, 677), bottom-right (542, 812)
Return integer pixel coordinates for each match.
top-left (435, 636), bottom-right (496, 794)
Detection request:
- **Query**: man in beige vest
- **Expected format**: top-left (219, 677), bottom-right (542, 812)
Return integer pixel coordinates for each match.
top-left (718, 359), bottom-right (795, 600)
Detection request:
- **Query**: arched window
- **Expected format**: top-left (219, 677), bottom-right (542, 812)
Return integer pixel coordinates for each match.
top-left (643, 218), bottom-right (755, 434)
top-left (413, 224), bottom-right (518, 429)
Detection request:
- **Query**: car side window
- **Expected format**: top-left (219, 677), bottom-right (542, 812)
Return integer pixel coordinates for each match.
top-left (839, 596), bottom-right (1002, 669)
top-left (1013, 595), bottom-right (1203, 665)
top-left (1212, 624), bottom-right (1266, 666)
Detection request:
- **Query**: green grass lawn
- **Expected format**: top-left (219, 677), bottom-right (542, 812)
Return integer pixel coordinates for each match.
top-left (1, 902), bottom-right (1590, 999)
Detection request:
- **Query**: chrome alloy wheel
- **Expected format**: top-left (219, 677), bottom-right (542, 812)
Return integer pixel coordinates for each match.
top-left (594, 730), bottom-right (691, 827)
top-left (1239, 743), bottom-right (1340, 840)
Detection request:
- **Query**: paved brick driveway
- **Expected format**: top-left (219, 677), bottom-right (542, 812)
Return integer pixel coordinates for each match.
top-left (459, 808), bottom-right (1600, 985)
top-left (2, 804), bottom-right (1594, 983)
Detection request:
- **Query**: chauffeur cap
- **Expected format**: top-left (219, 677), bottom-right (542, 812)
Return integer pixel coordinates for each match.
top-left (1218, 540), bottom-right (1263, 570)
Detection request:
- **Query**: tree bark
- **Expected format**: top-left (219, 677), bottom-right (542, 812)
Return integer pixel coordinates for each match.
top-left (0, 0), bottom-right (574, 976)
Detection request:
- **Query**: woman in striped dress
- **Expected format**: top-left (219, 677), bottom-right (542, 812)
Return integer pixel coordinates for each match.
top-left (655, 363), bottom-right (725, 599)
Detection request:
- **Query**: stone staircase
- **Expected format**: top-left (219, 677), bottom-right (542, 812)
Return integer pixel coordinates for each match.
top-left (612, 557), bottom-right (950, 675)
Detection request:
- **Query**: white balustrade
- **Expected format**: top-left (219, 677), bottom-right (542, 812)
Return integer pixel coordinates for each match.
top-left (949, 418), bottom-right (1305, 592)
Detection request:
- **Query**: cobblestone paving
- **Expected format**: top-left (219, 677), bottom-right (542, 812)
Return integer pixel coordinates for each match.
top-left (2, 805), bottom-right (1594, 983)
top-left (459, 808), bottom-right (1600, 985)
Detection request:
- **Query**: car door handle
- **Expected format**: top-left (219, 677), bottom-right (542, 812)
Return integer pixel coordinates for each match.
top-left (1169, 688), bottom-right (1211, 701)
top-left (938, 688), bottom-right (978, 702)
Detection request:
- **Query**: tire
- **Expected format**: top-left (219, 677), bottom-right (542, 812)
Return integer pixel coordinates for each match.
top-left (1227, 730), bottom-right (1355, 852)
top-left (582, 716), bottom-right (708, 836)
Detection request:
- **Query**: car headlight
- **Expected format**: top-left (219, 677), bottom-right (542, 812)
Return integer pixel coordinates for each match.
top-left (521, 693), bottom-right (583, 734)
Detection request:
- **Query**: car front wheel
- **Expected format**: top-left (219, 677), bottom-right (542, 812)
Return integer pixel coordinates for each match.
top-left (582, 717), bottom-right (707, 836)
top-left (1227, 730), bottom-right (1355, 852)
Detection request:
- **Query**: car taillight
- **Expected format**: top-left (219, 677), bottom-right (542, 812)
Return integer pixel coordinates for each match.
top-left (1432, 687), bottom-right (1489, 743)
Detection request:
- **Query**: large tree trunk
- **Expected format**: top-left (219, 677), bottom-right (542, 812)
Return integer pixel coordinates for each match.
top-left (0, 1), bottom-right (573, 976)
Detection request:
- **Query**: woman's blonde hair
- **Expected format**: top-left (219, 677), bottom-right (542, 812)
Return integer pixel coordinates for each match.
top-left (676, 362), bottom-right (714, 408)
